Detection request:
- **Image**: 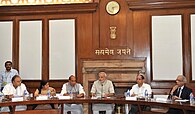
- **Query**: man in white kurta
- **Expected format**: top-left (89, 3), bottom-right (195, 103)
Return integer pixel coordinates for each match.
top-left (1, 75), bottom-right (28, 112)
top-left (129, 73), bottom-right (152, 114)
top-left (91, 72), bottom-right (115, 114)
top-left (0, 61), bottom-right (19, 91)
top-left (60, 75), bottom-right (85, 114)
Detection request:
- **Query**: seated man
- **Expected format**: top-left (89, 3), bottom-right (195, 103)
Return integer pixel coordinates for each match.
top-left (1, 75), bottom-right (28, 112)
top-left (90, 72), bottom-right (115, 114)
top-left (60, 75), bottom-right (85, 114)
top-left (167, 75), bottom-right (192, 114)
top-left (129, 73), bottom-right (152, 114)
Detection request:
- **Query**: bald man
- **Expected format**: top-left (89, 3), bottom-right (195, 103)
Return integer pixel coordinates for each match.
top-left (129, 73), bottom-right (152, 114)
top-left (167, 75), bottom-right (192, 114)
top-left (169, 75), bottom-right (192, 100)
top-left (1, 75), bottom-right (28, 112)
top-left (60, 75), bottom-right (85, 114)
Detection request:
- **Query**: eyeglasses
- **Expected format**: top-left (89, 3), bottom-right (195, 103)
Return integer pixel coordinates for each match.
top-left (176, 79), bottom-right (183, 82)
top-left (136, 78), bottom-right (143, 80)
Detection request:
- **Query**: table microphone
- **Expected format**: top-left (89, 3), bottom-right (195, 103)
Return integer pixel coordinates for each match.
top-left (101, 83), bottom-right (104, 98)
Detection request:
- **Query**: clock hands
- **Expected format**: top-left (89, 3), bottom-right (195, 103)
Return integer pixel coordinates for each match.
top-left (106, 1), bottom-right (120, 15)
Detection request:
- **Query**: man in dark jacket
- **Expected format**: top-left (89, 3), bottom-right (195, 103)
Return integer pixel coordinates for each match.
top-left (167, 75), bottom-right (192, 114)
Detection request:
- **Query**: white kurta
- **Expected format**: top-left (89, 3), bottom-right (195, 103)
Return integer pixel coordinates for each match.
top-left (60, 83), bottom-right (85, 114)
top-left (1, 83), bottom-right (28, 112)
top-left (60, 83), bottom-right (85, 95)
top-left (91, 80), bottom-right (115, 111)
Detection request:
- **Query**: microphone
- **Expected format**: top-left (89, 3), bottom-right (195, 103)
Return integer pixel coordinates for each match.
top-left (101, 83), bottom-right (104, 98)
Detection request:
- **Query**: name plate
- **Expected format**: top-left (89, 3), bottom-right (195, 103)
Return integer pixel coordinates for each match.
top-left (12, 97), bottom-right (24, 102)
top-left (156, 98), bottom-right (167, 102)
top-left (36, 96), bottom-right (48, 100)
top-left (58, 96), bottom-right (70, 99)
top-left (125, 97), bottom-right (137, 100)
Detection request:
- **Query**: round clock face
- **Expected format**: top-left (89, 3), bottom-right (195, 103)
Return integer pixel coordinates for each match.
top-left (106, 1), bottom-right (120, 15)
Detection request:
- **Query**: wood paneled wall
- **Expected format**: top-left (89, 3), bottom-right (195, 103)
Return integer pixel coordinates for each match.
top-left (0, 0), bottom-right (195, 94)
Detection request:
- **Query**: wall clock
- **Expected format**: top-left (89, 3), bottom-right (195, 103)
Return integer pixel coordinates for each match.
top-left (106, 1), bottom-right (120, 15)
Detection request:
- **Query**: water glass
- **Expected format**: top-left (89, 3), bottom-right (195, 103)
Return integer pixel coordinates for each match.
top-left (102, 93), bottom-right (105, 98)
top-left (147, 94), bottom-right (152, 101)
top-left (30, 93), bottom-right (33, 98)
top-left (124, 92), bottom-right (127, 97)
top-left (70, 93), bottom-right (73, 99)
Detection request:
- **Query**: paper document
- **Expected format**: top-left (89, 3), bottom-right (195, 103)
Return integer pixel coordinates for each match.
top-left (175, 99), bottom-right (189, 102)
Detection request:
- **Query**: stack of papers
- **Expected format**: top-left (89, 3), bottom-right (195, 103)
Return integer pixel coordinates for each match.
top-left (175, 99), bottom-right (189, 102)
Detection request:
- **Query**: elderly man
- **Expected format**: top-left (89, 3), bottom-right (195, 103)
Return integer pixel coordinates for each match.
top-left (129, 73), bottom-right (152, 114)
top-left (167, 75), bottom-right (192, 114)
top-left (0, 61), bottom-right (19, 91)
top-left (1, 75), bottom-right (28, 112)
top-left (90, 72), bottom-right (115, 114)
top-left (60, 75), bottom-right (85, 114)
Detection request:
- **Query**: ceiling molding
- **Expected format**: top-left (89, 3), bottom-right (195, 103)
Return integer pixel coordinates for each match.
top-left (0, 3), bottom-right (98, 16)
top-left (126, 0), bottom-right (195, 10)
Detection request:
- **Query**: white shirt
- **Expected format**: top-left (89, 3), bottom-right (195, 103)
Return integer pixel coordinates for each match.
top-left (2, 83), bottom-right (28, 96)
top-left (130, 83), bottom-right (152, 97)
top-left (178, 85), bottom-right (184, 98)
top-left (1, 83), bottom-right (28, 112)
top-left (0, 69), bottom-right (19, 89)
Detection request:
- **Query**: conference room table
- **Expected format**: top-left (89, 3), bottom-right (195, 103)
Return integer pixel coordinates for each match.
top-left (0, 96), bottom-right (195, 114)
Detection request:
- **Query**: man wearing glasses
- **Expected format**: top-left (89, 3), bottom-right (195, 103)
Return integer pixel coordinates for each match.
top-left (129, 73), bottom-right (152, 114)
top-left (167, 75), bottom-right (192, 114)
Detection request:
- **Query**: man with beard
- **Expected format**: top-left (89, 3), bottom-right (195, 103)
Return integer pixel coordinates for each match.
top-left (0, 61), bottom-right (19, 91)
top-left (91, 72), bottom-right (115, 114)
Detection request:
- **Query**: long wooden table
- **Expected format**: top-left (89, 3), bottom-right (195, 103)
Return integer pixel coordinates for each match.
top-left (0, 96), bottom-right (195, 114)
